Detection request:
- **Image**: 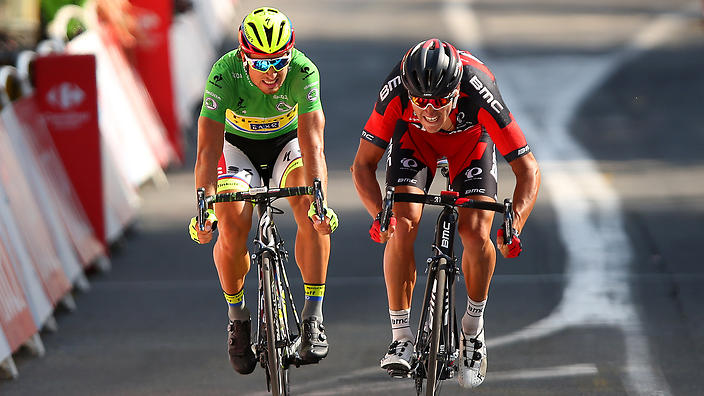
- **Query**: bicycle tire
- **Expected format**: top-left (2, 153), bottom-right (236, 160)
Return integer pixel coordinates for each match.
top-left (426, 262), bottom-right (447, 396)
top-left (274, 258), bottom-right (291, 396)
top-left (262, 255), bottom-right (284, 395)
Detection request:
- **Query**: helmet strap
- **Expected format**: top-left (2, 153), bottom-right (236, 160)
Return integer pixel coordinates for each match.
top-left (451, 87), bottom-right (460, 110)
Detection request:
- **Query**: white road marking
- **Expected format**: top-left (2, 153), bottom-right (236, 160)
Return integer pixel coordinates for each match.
top-left (488, 363), bottom-right (599, 382)
top-left (272, 363), bottom-right (599, 395)
top-left (437, 1), bottom-right (697, 395)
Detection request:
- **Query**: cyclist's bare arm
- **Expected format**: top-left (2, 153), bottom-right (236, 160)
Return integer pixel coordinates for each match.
top-left (297, 109), bottom-right (328, 193)
top-left (351, 138), bottom-right (385, 218)
top-left (193, 116), bottom-right (225, 242)
top-left (297, 109), bottom-right (334, 233)
top-left (195, 116), bottom-right (225, 194)
top-left (507, 152), bottom-right (540, 234)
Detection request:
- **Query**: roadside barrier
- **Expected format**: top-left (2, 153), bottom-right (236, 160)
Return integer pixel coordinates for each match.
top-left (0, 0), bottom-right (235, 381)
top-left (67, 28), bottom-right (171, 187)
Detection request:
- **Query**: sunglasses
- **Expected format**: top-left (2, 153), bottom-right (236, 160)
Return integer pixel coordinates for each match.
top-left (243, 53), bottom-right (291, 73)
top-left (409, 91), bottom-right (457, 111)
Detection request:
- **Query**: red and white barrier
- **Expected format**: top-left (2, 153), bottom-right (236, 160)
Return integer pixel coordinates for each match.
top-left (0, 241), bottom-right (37, 378)
top-left (1, 0), bottom-right (237, 378)
top-left (0, 183), bottom-right (54, 330)
top-left (0, 106), bottom-right (76, 300)
top-left (67, 28), bottom-right (171, 187)
top-left (15, 98), bottom-right (106, 267)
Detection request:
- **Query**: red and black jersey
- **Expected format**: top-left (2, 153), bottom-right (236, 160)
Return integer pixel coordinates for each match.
top-left (362, 50), bottom-right (530, 162)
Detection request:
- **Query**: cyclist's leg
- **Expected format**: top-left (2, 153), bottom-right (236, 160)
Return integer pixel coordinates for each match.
top-left (449, 132), bottom-right (498, 327)
top-left (383, 190), bottom-right (423, 313)
top-left (272, 138), bottom-right (329, 301)
top-left (380, 189), bottom-right (423, 371)
top-left (213, 142), bottom-right (258, 306)
top-left (383, 123), bottom-right (436, 315)
top-left (214, 140), bottom-right (260, 375)
top-left (381, 124), bottom-right (434, 371)
top-left (449, 133), bottom-right (497, 388)
top-left (273, 137), bottom-right (330, 362)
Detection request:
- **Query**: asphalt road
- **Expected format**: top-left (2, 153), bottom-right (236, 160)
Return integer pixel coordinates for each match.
top-left (3, 1), bottom-right (704, 395)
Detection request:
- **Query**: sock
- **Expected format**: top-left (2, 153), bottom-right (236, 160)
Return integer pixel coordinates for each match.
top-left (390, 309), bottom-right (413, 342)
top-left (225, 288), bottom-right (250, 321)
top-left (461, 297), bottom-right (486, 337)
top-left (302, 283), bottom-right (325, 321)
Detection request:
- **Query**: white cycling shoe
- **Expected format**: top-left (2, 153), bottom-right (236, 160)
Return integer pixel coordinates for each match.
top-left (380, 339), bottom-right (414, 373)
top-left (457, 328), bottom-right (487, 388)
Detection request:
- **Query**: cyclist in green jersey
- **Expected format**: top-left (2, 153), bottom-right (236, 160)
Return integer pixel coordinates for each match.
top-left (188, 7), bottom-right (338, 375)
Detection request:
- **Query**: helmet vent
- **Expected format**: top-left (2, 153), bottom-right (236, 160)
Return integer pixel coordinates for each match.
top-left (276, 21), bottom-right (286, 46)
top-left (246, 21), bottom-right (264, 47)
top-left (263, 25), bottom-right (274, 47)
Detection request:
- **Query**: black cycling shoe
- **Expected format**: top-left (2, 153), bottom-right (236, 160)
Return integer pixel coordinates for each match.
top-left (298, 317), bottom-right (328, 363)
top-left (227, 320), bottom-right (257, 374)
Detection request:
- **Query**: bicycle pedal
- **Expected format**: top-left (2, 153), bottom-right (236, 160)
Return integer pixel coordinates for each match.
top-left (290, 352), bottom-right (321, 367)
top-left (387, 368), bottom-right (411, 379)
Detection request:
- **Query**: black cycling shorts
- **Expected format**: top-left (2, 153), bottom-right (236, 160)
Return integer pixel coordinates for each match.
top-left (385, 120), bottom-right (498, 200)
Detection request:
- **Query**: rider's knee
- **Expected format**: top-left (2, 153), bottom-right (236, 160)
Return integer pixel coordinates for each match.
top-left (457, 223), bottom-right (491, 251)
top-left (216, 215), bottom-right (251, 251)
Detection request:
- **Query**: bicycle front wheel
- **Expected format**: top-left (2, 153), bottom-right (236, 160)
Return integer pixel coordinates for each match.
top-left (426, 262), bottom-right (447, 396)
top-left (262, 255), bottom-right (288, 395)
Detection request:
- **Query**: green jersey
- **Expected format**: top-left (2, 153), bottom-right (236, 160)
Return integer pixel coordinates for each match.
top-left (199, 48), bottom-right (322, 140)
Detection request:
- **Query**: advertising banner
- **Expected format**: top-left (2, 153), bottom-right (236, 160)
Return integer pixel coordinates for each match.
top-left (34, 54), bottom-right (105, 247)
top-left (131, 0), bottom-right (182, 162)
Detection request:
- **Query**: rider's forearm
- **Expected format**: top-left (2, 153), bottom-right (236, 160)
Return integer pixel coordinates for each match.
top-left (351, 161), bottom-right (383, 219)
top-left (303, 148), bottom-right (329, 201)
top-left (194, 149), bottom-right (220, 195)
top-left (194, 117), bottom-right (225, 197)
top-left (510, 154), bottom-right (541, 234)
top-left (297, 110), bottom-right (329, 199)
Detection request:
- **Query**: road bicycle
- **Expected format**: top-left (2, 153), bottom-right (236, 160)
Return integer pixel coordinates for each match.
top-left (379, 160), bottom-right (513, 396)
top-left (197, 177), bottom-right (327, 396)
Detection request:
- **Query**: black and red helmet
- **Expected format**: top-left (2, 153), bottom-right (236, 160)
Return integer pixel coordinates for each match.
top-left (401, 39), bottom-right (463, 98)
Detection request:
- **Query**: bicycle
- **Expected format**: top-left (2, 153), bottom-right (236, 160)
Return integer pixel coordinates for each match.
top-left (379, 160), bottom-right (513, 396)
top-left (196, 176), bottom-right (327, 396)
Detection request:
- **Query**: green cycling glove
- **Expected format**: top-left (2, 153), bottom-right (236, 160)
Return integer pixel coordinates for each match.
top-left (307, 202), bottom-right (339, 233)
top-left (189, 208), bottom-right (218, 244)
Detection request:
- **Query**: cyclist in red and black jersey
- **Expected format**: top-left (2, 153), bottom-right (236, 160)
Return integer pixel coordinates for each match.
top-left (351, 39), bottom-right (541, 388)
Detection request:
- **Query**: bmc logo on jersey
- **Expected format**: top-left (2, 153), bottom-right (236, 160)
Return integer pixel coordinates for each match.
top-left (469, 75), bottom-right (504, 114)
top-left (379, 75), bottom-right (402, 101)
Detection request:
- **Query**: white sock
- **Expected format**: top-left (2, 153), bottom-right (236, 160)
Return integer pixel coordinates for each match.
top-left (461, 297), bottom-right (486, 337)
top-left (390, 309), bottom-right (413, 342)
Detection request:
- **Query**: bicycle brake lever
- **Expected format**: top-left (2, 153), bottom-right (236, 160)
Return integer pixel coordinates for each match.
top-left (197, 188), bottom-right (207, 231)
top-left (380, 186), bottom-right (395, 232)
top-left (503, 198), bottom-right (513, 245)
top-left (312, 178), bottom-right (327, 218)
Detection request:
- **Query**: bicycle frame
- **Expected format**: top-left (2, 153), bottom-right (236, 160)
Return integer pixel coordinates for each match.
top-left (197, 179), bottom-right (326, 396)
top-left (378, 162), bottom-right (509, 396)
top-left (253, 194), bottom-right (297, 395)
top-left (413, 200), bottom-right (462, 395)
